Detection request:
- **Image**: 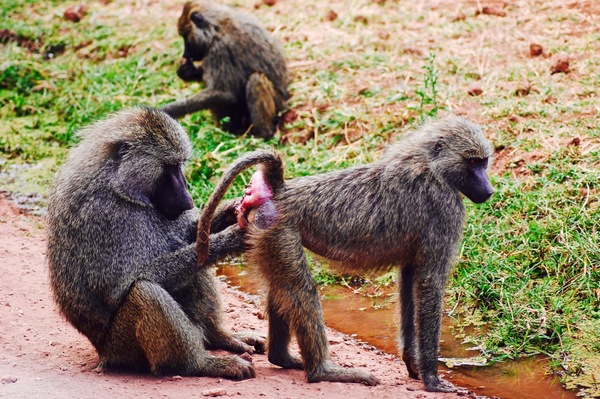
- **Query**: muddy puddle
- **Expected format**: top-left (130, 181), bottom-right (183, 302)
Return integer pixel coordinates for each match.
top-left (218, 264), bottom-right (579, 399)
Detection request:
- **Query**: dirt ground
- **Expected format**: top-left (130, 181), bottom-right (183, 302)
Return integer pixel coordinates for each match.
top-left (0, 194), bottom-right (472, 399)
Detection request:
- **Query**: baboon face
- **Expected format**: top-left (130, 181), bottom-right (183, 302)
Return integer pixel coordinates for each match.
top-left (431, 117), bottom-right (494, 204)
top-left (457, 157), bottom-right (494, 203)
top-left (113, 140), bottom-right (193, 220)
top-left (149, 163), bottom-right (194, 220)
top-left (178, 3), bottom-right (215, 61)
top-left (105, 109), bottom-right (194, 221)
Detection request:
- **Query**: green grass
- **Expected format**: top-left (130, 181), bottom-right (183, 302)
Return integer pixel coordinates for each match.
top-left (1, 0), bottom-right (599, 396)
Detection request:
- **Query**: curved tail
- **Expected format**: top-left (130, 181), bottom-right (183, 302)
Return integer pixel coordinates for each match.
top-left (196, 149), bottom-right (283, 266)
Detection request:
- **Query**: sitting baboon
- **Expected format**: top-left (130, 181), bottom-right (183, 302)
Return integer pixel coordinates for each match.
top-left (161, 1), bottom-right (289, 140)
top-left (46, 107), bottom-right (264, 378)
top-left (195, 115), bottom-right (494, 391)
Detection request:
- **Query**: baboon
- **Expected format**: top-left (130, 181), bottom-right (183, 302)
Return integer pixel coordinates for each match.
top-left (195, 115), bottom-right (494, 391)
top-left (46, 107), bottom-right (265, 378)
top-left (161, 1), bottom-right (289, 140)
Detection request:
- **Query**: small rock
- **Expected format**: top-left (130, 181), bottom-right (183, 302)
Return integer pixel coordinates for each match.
top-left (354, 15), bottom-right (368, 25)
top-left (550, 55), bottom-right (570, 74)
top-left (452, 12), bottom-right (467, 22)
top-left (515, 81), bottom-right (531, 96)
top-left (202, 388), bottom-right (227, 397)
top-left (530, 43), bottom-right (543, 57)
top-left (403, 47), bottom-right (424, 56)
top-left (468, 85), bottom-right (483, 96)
top-left (262, 0), bottom-right (276, 6)
top-left (64, 4), bottom-right (87, 23)
top-left (480, 6), bottom-right (506, 17)
top-left (570, 137), bottom-right (581, 146)
top-left (325, 10), bottom-right (338, 21)
top-left (1, 376), bottom-right (18, 384)
top-left (252, 310), bottom-right (265, 320)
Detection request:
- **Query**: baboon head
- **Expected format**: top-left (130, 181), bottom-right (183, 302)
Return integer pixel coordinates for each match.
top-left (178, 1), bottom-right (220, 61)
top-left (77, 108), bottom-right (195, 220)
top-left (427, 116), bottom-right (495, 204)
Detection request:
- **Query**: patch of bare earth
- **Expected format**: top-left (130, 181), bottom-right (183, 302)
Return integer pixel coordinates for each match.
top-left (0, 195), bottom-right (467, 399)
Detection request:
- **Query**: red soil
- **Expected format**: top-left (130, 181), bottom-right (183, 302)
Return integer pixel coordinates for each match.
top-left (0, 195), bottom-right (468, 399)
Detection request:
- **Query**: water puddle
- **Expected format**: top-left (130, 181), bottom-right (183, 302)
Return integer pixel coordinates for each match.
top-left (218, 264), bottom-right (579, 399)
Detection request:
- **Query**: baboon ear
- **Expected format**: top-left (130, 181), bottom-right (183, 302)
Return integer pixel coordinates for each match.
top-left (431, 138), bottom-right (444, 158)
top-left (190, 11), bottom-right (206, 27)
top-left (108, 141), bottom-right (131, 161)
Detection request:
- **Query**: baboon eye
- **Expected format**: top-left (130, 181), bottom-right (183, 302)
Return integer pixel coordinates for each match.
top-left (190, 12), bottom-right (206, 27)
top-left (467, 158), bottom-right (488, 167)
top-left (113, 141), bottom-right (131, 160)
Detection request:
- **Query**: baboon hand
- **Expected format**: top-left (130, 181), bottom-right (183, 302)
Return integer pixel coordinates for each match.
top-left (209, 332), bottom-right (265, 354)
top-left (176, 58), bottom-right (203, 82)
top-left (233, 332), bottom-right (267, 354)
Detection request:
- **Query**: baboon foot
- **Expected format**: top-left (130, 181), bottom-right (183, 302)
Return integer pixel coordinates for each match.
top-left (423, 374), bottom-right (458, 393)
top-left (93, 359), bottom-right (107, 373)
top-left (209, 333), bottom-right (261, 355)
top-left (268, 351), bottom-right (303, 370)
top-left (402, 351), bottom-right (420, 379)
top-left (307, 361), bottom-right (380, 386)
top-left (233, 332), bottom-right (267, 354)
top-left (202, 355), bottom-right (256, 380)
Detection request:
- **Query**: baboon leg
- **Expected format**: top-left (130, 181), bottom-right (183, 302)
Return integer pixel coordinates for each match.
top-left (175, 269), bottom-right (265, 355)
top-left (246, 72), bottom-right (277, 139)
top-left (266, 294), bottom-right (303, 370)
top-left (104, 280), bottom-right (255, 379)
top-left (162, 90), bottom-right (238, 119)
top-left (414, 270), bottom-right (456, 392)
top-left (255, 226), bottom-right (379, 385)
top-left (213, 108), bottom-right (248, 136)
top-left (399, 265), bottom-right (419, 379)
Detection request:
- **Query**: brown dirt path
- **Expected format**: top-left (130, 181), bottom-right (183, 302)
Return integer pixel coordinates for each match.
top-left (0, 195), bottom-right (468, 399)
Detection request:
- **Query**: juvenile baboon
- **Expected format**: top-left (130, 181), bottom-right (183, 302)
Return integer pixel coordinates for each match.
top-left (46, 107), bottom-right (264, 378)
top-left (196, 115), bottom-right (494, 391)
top-left (161, 1), bottom-right (289, 140)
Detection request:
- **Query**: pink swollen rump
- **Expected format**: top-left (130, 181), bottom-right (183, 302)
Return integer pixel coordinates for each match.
top-left (236, 170), bottom-right (274, 228)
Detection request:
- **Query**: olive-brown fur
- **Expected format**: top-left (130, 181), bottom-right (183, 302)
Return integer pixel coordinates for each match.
top-left (200, 115), bottom-right (493, 390)
top-left (162, 1), bottom-right (289, 139)
top-left (47, 107), bottom-right (264, 378)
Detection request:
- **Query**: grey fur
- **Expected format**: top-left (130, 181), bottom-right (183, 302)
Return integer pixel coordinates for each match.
top-left (46, 107), bottom-right (264, 378)
top-left (218, 115), bottom-right (493, 390)
top-left (161, 1), bottom-right (289, 139)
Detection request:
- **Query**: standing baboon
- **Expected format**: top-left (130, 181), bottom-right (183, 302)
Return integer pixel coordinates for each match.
top-left (161, 1), bottom-right (289, 140)
top-left (196, 115), bottom-right (494, 391)
top-left (46, 107), bottom-right (264, 378)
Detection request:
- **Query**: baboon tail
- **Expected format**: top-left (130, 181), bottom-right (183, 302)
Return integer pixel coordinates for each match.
top-left (196, 150), bottom-right (283, 266)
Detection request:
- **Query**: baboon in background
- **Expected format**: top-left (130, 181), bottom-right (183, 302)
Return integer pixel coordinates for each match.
top-left (196, 115), bottom-right (494, 391)
top-left (46, 107), bottom-right (264, 379)
top-left (161, 1), bottom-right (289, 140)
